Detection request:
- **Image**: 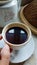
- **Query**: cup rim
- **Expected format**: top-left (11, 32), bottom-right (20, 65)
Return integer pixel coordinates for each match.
top-left (2, 22), bottom-right (31, 47)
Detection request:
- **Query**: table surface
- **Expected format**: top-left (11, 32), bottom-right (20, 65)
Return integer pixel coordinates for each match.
top-left (0, 11), bottom-right (37, 65)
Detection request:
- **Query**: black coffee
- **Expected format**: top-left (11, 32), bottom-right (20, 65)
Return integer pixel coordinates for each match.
top-left (6, 27), bottom-right (28, 44)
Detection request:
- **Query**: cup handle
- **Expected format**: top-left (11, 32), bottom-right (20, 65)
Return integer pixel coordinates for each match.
top-left (0, 34), bottom-right (3, 40)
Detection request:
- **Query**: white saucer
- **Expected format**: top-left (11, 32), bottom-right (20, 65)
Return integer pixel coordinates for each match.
top-left (0, 37), bottom-right (34, 63)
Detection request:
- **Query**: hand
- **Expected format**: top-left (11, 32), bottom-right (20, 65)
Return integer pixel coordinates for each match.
top-left (0, 44), bottom-right (10, 65)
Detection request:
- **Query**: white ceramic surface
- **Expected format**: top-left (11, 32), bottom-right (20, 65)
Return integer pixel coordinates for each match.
top-left (0, 36), bottom-right (34, 63)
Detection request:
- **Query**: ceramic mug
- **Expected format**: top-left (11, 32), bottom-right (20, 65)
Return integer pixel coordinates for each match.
top-left (0, 0), bottom-right (18, 27)
top-left (0, 22), bottom-right (31, 61)
top-left (0, 22), bottom-right (31, 50)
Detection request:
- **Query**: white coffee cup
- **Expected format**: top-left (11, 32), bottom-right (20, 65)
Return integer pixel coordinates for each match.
top-left (0, 22), bottom-right (31, 61)
top-left (0, 22), bottom-right (31, 50)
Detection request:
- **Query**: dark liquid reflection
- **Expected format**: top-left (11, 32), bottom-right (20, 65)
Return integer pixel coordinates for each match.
top-left (6, 27), bottom-right (28, 44)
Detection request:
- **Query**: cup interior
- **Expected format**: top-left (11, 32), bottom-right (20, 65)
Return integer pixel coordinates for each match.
top-left (2, 22), bottom-right (31, 47)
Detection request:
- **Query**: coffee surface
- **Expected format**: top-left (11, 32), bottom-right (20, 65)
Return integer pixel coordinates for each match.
top-left (6, 27), bottom-right (28, 44)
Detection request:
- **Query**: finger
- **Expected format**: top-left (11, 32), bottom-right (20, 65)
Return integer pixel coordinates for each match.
top-left (1, 44), bottom-right (10, 65)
